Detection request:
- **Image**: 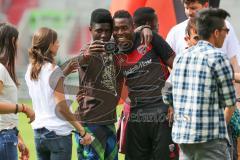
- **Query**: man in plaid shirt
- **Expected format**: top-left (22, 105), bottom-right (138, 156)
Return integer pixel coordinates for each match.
top-left (162, 8), bottom-right (236, 160)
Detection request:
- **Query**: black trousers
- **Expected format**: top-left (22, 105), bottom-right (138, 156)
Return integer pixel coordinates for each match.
top-left (125, 111), bottom-right (178, 160)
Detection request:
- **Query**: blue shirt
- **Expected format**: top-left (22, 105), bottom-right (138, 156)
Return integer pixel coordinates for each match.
top-left (162, 40), bottom-right (236, 144)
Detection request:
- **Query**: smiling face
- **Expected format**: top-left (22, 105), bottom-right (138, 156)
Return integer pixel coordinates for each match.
top-left (113, 18), bottom-right (134, 44)
top-left (89, 23), bottom-right (112, 42)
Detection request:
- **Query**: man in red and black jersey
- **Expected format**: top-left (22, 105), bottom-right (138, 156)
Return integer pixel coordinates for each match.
top-left (113, 10), bottom-right (178, 160)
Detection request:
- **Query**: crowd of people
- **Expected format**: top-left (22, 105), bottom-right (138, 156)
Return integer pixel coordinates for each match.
top-left (0, 0), bottom-right (240, 160)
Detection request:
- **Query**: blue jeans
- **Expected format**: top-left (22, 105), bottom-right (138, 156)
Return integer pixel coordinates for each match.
top-left (0, 128), bottom-right (18, 160)
top-left (34, 128), bottom-right (72, 160)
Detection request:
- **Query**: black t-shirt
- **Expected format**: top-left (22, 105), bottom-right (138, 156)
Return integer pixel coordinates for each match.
top-left (116, 32), bottom-right (175, 112)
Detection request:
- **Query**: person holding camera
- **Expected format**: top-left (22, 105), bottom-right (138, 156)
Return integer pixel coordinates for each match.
top-left (68, 9), bottom-right (121, 160)
top-left (60, 8), bottom-right (153, 160)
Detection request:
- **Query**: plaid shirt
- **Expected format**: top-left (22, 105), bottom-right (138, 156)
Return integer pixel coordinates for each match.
top-left (162, 40), bottom-right (236, 144)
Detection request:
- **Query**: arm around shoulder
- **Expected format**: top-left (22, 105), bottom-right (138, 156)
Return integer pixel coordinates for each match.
top-left (152, 33), bottom-right (176, 68)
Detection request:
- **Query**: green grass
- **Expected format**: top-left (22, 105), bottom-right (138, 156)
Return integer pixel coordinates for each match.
top-left (18, 99), bottom-right (125, 160)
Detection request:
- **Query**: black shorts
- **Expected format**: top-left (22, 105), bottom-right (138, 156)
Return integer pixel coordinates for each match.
top-left (125, 111), bottom-right (179, 160)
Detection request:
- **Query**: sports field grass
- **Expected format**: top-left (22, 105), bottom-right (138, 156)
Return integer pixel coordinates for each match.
top-left (18, 99), bottom-right (125, 160)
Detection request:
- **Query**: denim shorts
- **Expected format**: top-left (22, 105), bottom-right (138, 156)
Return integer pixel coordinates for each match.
top-left (34, 127), bottom-right (72, 160)
top-left (0, 128), bottom-right (18, 160)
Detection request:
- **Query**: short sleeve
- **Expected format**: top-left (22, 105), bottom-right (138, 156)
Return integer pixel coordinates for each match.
top-left (0, 64), bottom-right (6, 83)
top-left (49, 66), bottom-right (65, 90)
top-left (152, 32), bottom-right (175, 63)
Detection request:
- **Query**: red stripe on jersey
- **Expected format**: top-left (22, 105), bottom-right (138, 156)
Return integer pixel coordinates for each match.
top-left (116, 44), bottom-right (153, 67)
